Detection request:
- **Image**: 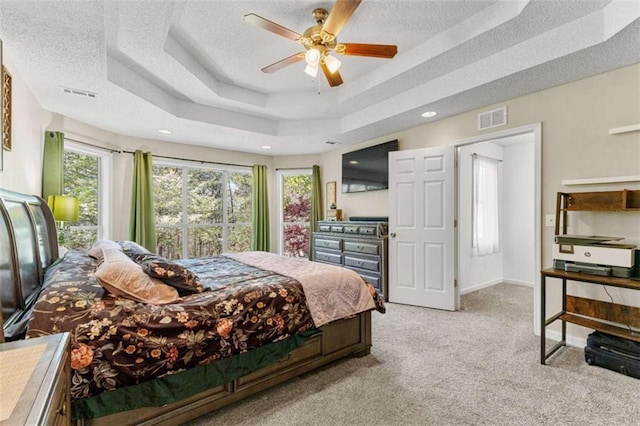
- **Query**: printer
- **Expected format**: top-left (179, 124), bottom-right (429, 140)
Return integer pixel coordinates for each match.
top-left (553, 235), bottom-right (637, 278)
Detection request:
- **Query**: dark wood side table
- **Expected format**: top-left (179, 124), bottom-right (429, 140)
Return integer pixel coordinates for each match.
top-left (0, 333), bottom-right (71, 425)
top-left (540, 268), bottom-right (640, 365)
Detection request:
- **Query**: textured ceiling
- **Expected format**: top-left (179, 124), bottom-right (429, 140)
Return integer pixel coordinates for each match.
top-left (1, 0), bottom-right (639, 155)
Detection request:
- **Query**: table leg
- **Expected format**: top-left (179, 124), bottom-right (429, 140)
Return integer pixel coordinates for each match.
top-left (540, 273), bottom-right (546, 364)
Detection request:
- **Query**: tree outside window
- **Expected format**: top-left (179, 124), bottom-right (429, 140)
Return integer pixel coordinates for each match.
top-left (280, 172), bottom-right (312, 258)
top-left (62, 149), bottom-right (101, 249)
top-left (153, 163), bottom-right (251, 259)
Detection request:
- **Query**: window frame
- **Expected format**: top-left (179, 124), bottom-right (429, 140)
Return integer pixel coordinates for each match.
top-left (153, 158), bottom-right (252, 259)
top-left (63, 140), bottom-right (112, 240)
top-left (277, 168), bottom-right (312, 257)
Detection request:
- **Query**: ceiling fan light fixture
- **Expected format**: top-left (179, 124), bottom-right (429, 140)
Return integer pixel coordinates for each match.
top-left (305, 48), bottom-right (321, 66)
top-left (304, 63), bottom-right (319, 77)
top-left (324, 54), bottom-right (342, 74)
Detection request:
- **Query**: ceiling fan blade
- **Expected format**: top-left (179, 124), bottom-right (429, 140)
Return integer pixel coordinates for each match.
top-left (337, 43), bottom-right (398, 58)
top-left (321, 0), bottom-right (362, 41)
top-left (244, 13), bottom-right (302, 42)
top-left (261, 53), bottom-right (305, 73)
top-left (321, 62), bottom-right (344, 87)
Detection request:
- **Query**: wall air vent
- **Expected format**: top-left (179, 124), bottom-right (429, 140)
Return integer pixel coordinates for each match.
top-left (478, 106), bottom-right (507, 130)
top-left (60, 86), bottom-right (98, 98)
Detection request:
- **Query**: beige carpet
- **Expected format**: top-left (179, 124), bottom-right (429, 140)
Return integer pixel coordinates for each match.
top-left (185, 283), bottom-right (639, 425)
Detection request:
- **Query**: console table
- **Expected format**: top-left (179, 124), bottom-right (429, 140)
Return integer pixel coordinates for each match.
top-left (540, 268), bottom-right (640, 365)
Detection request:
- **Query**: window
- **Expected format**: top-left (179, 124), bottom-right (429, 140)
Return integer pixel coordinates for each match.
top-left (472, 155), bottom-right (500, 256)
top-left (153, 161), bottom-right (252, 259)
top-left (278, 169), bottom-right (312, 258)
top-left (62, 142), bottom-right (112, 249)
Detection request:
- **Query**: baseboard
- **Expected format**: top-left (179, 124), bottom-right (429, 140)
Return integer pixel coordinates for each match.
top-left (502, 278), bottom-right (533, 288)
top-left (460, 278), bottom-right (502, 295)
top-left (544, 329), bottom-right (587, 348)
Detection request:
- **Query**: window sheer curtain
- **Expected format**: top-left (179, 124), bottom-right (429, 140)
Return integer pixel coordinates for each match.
top-left (42, 131), bottom-right (65, 203)
top-left (472, 154), bottom-right (500, 256)
top-left (129, 150), bottom-right (157, 252)
top-left (309, 165), bottom-right (322, 260)
top-left (251, 164), bottom-right (270, 252)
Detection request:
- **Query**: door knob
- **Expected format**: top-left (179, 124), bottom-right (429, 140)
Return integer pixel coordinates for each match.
top-left (390, 233), bottom-right (396, 238)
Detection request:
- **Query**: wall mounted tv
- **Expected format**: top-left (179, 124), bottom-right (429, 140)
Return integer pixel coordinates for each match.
top-left (342, 139), bottom-right (399, 193)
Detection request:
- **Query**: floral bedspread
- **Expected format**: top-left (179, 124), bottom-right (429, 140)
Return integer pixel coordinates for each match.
top-left (26, 251), bottom-right (316, 401)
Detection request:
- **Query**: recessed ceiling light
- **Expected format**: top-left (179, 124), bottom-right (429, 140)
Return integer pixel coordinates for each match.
top-left (421, 111), bottom-right (437, 118)
top-left (158, 129), bottom-right (172, 134)
top-left (261, 145), bottom-right (272, 150)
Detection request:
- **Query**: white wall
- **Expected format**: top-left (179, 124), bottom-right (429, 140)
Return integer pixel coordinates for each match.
top-left (502, 142), bottom-right (535, 286)
top-left (0, 55), bottom-right (51, 194)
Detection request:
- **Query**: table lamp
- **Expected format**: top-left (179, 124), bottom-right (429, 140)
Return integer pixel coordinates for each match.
top-left (47, 195), bottom-right (79, 247)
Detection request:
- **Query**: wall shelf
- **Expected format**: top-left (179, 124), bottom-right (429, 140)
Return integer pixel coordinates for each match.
top-left (562, 175), bottom-right (640, 186)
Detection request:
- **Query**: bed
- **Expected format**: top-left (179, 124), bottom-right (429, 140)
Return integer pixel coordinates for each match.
top-left (0, 188), bottom-right (384, 425)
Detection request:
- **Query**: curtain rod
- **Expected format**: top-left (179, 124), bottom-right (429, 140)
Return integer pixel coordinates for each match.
top-left (64, 137), bottom-right (252, 168)
top-left (64, 137), bottom-right (118, 153)
top-left (472, 153), bottom-right (503, 163)
top-left (124, 151), bottom-right (252, 168)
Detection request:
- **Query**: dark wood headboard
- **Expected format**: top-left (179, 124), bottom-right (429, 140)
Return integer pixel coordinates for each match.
top-left (0, 188), bottom-right (58, 340)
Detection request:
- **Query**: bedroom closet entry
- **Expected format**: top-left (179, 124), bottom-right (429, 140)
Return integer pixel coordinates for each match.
top-left (388, 124), bottom-right (541, 319)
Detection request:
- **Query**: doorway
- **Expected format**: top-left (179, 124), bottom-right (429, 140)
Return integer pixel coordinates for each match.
top-left (451, 123), bottom-right (542, 334)
top-left (457, 135), bottom-right (536, 295)
top-left (388, 123), bottom-right (542, 333)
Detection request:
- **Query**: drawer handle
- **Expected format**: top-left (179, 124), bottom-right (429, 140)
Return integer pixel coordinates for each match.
top-left (279, 352), bottom-right (293, 364)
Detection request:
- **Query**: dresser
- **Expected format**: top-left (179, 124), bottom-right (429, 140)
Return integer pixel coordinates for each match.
top-left (0, 333), bottom-right (71, 425)
top-left (312, 220), bottom-right (388, 300)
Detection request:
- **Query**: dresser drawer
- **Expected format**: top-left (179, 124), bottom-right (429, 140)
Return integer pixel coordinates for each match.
top-left (344, 255), bottom-right (380, 272)
top-left (346, 267), bottom-right (381, 290)
top-left (314, 237), bottom-right (342, 251)
top-left (358, 226), bottom-right (377, 236)
top-left (318, 224), bottom-right (332, 232)
top-left (343, 240), bottom-right (380, 256)
top-left (330, 225), bottom-right (344, 233)
top-left (343, 225), bottom-right (359, 234)
top-left (314, 250), bottom-right (342, 265)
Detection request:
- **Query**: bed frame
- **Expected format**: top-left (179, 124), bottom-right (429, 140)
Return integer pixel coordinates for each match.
top-left (0, 189), bottom-right (373, 425)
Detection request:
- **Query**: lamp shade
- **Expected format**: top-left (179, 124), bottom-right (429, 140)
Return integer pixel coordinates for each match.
top-left (47, 195), bottom-right (79, 222)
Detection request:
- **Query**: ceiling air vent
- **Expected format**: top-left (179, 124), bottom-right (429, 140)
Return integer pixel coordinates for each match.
top-left (477, 106), bottom-right (507, 130)
top-left (60, 86), bottom-right (98, 98)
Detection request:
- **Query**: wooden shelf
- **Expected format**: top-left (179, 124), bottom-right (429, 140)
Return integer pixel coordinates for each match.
top-left (541, 268), bottom-right (640, 290)
top-left (560, 190), bottom-right (640, 211)
top-left (559, 313), bottom-right (640, 343)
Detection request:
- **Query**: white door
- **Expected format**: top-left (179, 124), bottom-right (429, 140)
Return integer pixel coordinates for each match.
top-left (388, 146), bottom-right (457, 310)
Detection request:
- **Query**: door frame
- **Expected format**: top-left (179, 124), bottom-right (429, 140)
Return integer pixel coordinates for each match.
top-left (450, 123), bottom-right (542, 335)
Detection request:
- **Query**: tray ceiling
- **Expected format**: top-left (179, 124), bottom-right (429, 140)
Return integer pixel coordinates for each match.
top-left (0, 0), bottom-right (639, 155)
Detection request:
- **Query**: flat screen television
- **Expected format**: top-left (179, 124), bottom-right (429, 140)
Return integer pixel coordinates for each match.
top-left (342, 139), bottom-right (398, 193)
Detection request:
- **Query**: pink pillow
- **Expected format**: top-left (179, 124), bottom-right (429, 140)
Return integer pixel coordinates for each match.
top-left (94, 248), bottom-right (180, 305)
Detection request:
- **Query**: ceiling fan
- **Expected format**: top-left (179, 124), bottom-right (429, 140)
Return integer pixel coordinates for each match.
top-left (244, 0), bottom-right (398, 87)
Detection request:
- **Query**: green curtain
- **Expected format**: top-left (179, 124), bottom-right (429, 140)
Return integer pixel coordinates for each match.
top-left (42, 131), bottom-right (65, 202)
top-left (251, 164), bottom-right (270, 252)
top-left (309, 165), bottom-right (322, 259)
top-left (129, 150), bottom-right (157, 252)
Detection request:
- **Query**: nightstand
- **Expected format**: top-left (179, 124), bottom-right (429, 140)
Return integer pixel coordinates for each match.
top-left (0, 333), bottom-right (71, 425)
